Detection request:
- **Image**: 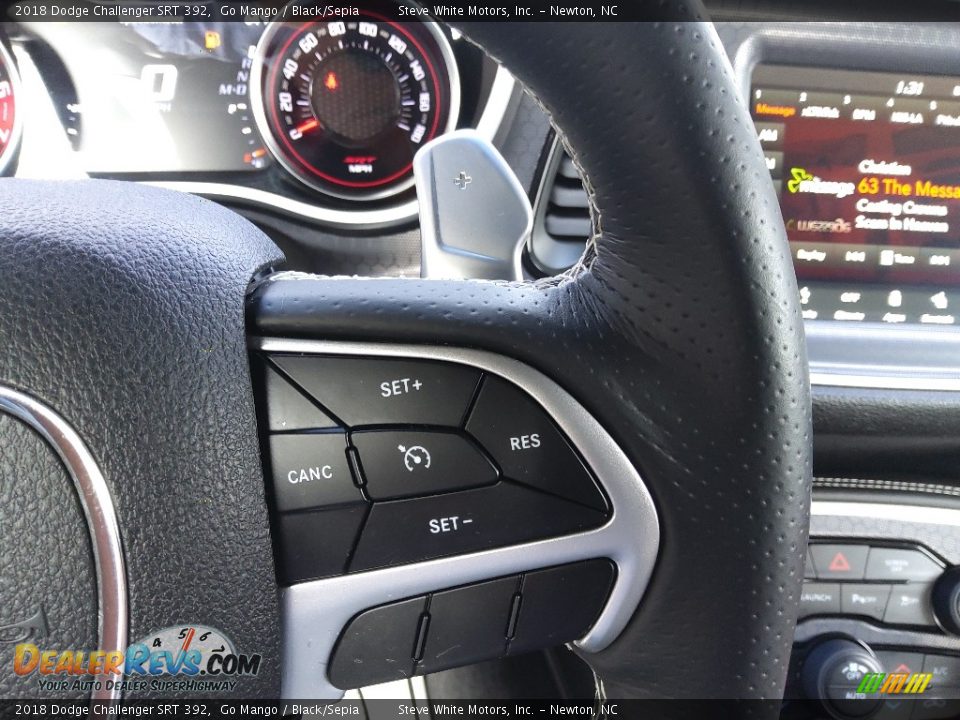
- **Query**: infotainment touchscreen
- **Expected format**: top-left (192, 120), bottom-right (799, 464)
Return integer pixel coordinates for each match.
top-left (751, 64), bottom-right (960, 325)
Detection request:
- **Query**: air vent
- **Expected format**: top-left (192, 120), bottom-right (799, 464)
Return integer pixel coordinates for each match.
top-left (529, 140), bottom-right (592, 275)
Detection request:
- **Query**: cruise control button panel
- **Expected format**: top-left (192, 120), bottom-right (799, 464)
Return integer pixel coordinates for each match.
top-left (255, 354), bottom-right (613, 584)
top-left (328, 560), bottom-right (615, 689)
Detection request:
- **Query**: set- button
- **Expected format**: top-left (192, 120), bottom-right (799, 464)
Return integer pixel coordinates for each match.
top-left (350, 482), bottom-right (607, 572)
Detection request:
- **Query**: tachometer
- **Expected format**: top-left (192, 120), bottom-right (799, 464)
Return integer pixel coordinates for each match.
top-left (0, 42), bottom-right (21, 176)
top-left (252, 13), bottom-right (459, 199)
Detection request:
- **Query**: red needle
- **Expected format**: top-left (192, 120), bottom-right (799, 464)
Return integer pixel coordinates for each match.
top-left (295, 118), bottom-right (320, 134)
top-left (181, 627), bottom-right (196, 652)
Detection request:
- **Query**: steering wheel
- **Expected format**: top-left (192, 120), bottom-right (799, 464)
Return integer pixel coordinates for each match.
top-left (0, 5), bottom-right (811, 707)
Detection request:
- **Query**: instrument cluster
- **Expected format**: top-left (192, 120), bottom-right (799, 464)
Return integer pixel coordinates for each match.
top-left (0, 4), bottom-right (513, 226)
top-left (0, 40), bottom-right (20, 175)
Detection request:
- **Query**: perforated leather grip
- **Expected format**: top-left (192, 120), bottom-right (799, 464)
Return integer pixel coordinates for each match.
top-left (252, 10), bottom-right (812, 702)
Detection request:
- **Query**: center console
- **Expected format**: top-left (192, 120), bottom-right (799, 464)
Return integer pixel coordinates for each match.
top-left (720, 22), bottom-right (960, 719)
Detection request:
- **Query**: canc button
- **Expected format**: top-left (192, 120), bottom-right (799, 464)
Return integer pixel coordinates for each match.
top-left (465, 375), bottom-right (607, 512)
top-left (269, 433), bottom-right (361, 511)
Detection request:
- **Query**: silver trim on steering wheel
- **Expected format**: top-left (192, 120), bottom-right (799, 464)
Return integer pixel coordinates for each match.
top-left (253, 338), bottom-right (661, 701)
top-left (0, 386), bottom-right (128, 703)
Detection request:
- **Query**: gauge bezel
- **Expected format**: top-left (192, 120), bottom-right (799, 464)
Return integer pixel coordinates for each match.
top-left (0, 41), bottom-right (23, 177)
top-left (251, 15), bottom-right (461, 201)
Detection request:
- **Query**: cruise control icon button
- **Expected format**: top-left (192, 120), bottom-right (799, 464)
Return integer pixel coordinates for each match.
top-left (399, 444), bottom-right (431, 471)
top-left (352, 430), bottom-right (497, 501)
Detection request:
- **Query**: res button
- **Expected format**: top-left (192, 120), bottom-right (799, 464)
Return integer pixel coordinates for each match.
top-left (270, 355), bottom-right (481, 427)
top-left (466, 375), bottom-right (607, 512)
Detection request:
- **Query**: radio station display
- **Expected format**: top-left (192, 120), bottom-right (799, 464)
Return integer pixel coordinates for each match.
top-left (751, 64), bottom-right (960, 325)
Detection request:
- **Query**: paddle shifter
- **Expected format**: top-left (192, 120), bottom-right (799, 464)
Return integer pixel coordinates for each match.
top-left (413, 129), bottom-right (532, 281)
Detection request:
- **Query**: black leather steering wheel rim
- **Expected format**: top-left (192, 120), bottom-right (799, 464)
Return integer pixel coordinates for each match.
top-left (0, 5), bottom-right (811, 706)
top-left (253, 12), bottom-right (813, 701)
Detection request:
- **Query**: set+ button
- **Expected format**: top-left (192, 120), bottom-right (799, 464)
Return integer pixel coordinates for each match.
top-left (270, 354), bottom-right (481, 427)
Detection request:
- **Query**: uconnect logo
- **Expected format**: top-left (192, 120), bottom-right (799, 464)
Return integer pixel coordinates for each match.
top-left (786, 167), bottom-right (857, 199)
top-left (857, 672), bottom-right (933, 695)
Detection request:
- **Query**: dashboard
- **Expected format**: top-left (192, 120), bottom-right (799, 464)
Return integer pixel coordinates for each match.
top-left (0, 10), bottom-right (516, 229)
top-left (4, 13), bottom-right (960, 349)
